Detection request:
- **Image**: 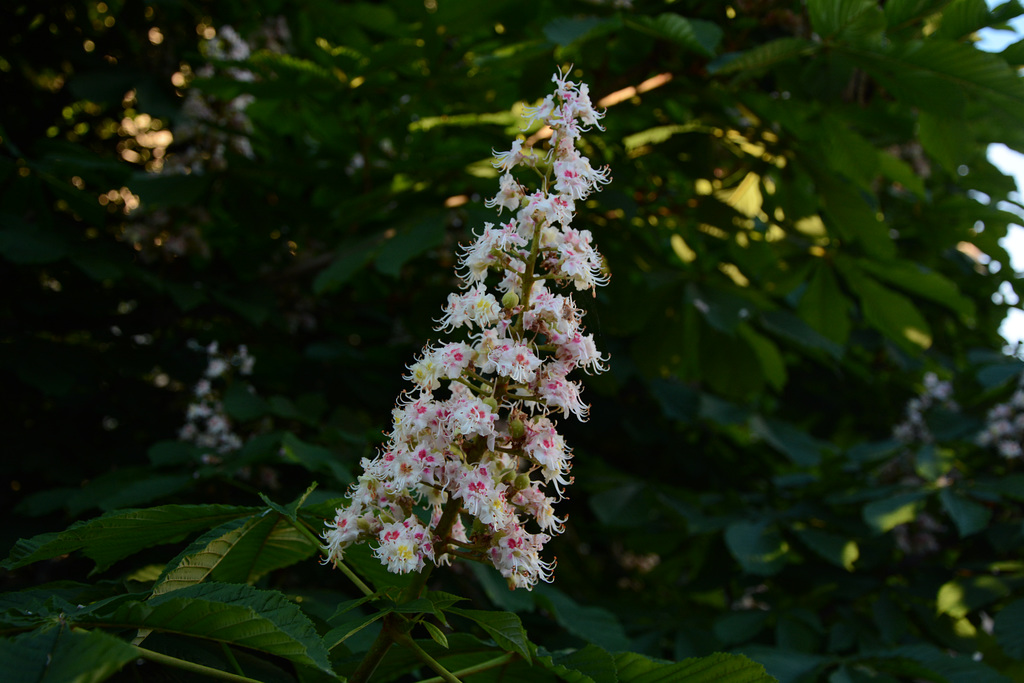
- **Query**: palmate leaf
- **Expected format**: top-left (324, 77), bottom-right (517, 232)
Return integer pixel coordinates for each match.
top-left (854, 257), bottom-right (975, 318)
top-left (791, 527), bottom-right (859, 571)
top-left (934, 0), bottom-right (992, 41)
top-left (0, 626), bottom-right (138, 683)
top-left (849, 39), bottom-right (1024, 122)
top-left (534, 585), bottom-right (631, 652)
top-left (884, 0), bottom-right (949, 28)
top-left (2, 504), bottom-right (258, 574)
top-left (994, 599), bottom-right (1024, 659)
top-left (614, 651), bottom-right (777, 683)
top-left (537, 644), bottom-right (618, 683)
top-left (797, 262), bottom-right (852, 346)
top-left (807, 0), bottom-right (881, 40)
top-left (448, 607), bottom-right (532, 662)
top-left (151, 512), bottom-right (318, 596)
top-left (625, 14), bottom-right (723, 56)
top-left (709, 38), bottom-right (816, 76)
top-left (862, 491), bottom-right (929, 533)
top-left (837, 260), bottom-right (932, 353)
top-left (725, 521), bottom-right (789, 576)
top-left (93, 582), bottom-right (334, 674)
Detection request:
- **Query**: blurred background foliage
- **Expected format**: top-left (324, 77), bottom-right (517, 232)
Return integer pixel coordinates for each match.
top-left (5, 0), bottom-right (1024, 680)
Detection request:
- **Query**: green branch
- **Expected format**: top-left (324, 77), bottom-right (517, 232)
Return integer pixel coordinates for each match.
top-left (394, 632), bottom-right (464, 683)
top-left (291, 516), bottom-right (375, 598)
top-left (418, 652), bottom-right (518, 683)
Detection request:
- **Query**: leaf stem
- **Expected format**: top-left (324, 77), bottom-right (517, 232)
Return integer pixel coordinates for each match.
top-left (133, 644), bottom-right (264, 683)
top-left (220, 642), bottom-right (244, 676)
top-left (394, 632), bottom-right (464, 683)
top-left (418, 652), bottom-right (518, 683)
top-left (291, 516), bottom-right (375, 598)
top-left (337, 560), bottom-right (376, 598)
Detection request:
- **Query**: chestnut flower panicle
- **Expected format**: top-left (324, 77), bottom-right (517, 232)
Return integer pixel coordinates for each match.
top-left (321, 68), bottom-right (611, 590)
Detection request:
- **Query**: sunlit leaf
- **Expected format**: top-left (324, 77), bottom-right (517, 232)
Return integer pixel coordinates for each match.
top-left (937, 576), bottom-right (1010, 618)
top-left (862, 491), bottom-right (929, 533)
top-left (725, 521), bottom-right (789, 576)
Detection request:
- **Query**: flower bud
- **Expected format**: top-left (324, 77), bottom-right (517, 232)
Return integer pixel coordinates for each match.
top-left (502, 291), bottom-right (520, 309)
top-left (509, 418), bottom-right (525, 439)
top-left (514, 473), bottom-right (531, 491)
top-left (482, 397), bottom-right (499, 412)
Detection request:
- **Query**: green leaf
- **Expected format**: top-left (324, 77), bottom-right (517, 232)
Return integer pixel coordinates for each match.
top-left (862, 491), bottom-right (929, 533)
top-left (759, 309), bottom-right (844, 360)
top-left (725, 521), bottom-right (789, 576)
top-left (936, 575), bottom-right (1010, 618)
top-left (852, 40), bottom-right (1024, 123)
top-left (128, 172), bottom-right (209, 208)
top-left (375, 216), bottom-right (445, 278)
top-left (714, 611), bottom-right (771, 646)
top-left (448, 608), bottom-right (532, 662)
top-left (324, 609), bottom-right (391, 651)
top-left (817, 115), bottom-right (879, 191)
top-left (1001, 37), bottom-right (1024, 66)
top-left (423, 621), bottom-right (449, 649)
top-left (649, 378), bottom-right (700, 423)
top-left (877, 149), bottom-right (927, 197)
top-left (151, 512), bottom-right (317, 595)
top-left (537, 644), bottom-right (618, 683)
top-left (687, 283), bottom-right (748, 335)
top-left (0, 626), bottom-right (138, 683)
top-left (838, 262), bottom-right (932, 352)
top-left (312, 236), bottom-right (379, 294)
top-left (0, 220), bottom-right (67, 264)
top-left (735, 646), bottom-right (825, 683)
top-left (280, 432), bottom-right (354, 485)
top-left (935, 0), bottom-right (992, 40)
top-left (626, 14), bottom-right (723, 56)
top-left (914, 444), bottom-right (956, 481)
top-left (855, 258), bottom-right (975, 318)
top-left (749, 415), bottom-right (824, 467)
top-left (797, 262), bottom-right (852, 346)
top-left (222, 382), bottom-right (270, 421)
top-left (147, 440), bottom-right (196, 467)
top-left (543, 16), bottom-right (620, 47)
top-left (994, 599), bottom-right (1024, 659)
top-left (466, 563), bottom-right (535, 613)
top-left (709, 38), bottom-right (815, 76)
top-left (818, 176), bottom-right (894, 259)
top-left (535, 585), bottom-right (631, 652)
top-left (740, 325), bottom-right (787, 391)
top-left (809, 0), bottom-right (874, 36)
top-left (792, 527), bottom-right (859, 571)
top-left (918, 110), bottom-right (973, 173)
top-left (889, 644), bottom-right (1006, 683)
top-left (341, 542), bottom-right (415, 593)
top-left (2, 504), bottom-right (257, 573)
top-left (614, 651), bottom-right (777, 683)
top-left (108, 582), bottom-right (334, 673)
top-left (884, 0), bottom-right (948, 28)
top-left (938, 489), bottom-right (992, 538)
